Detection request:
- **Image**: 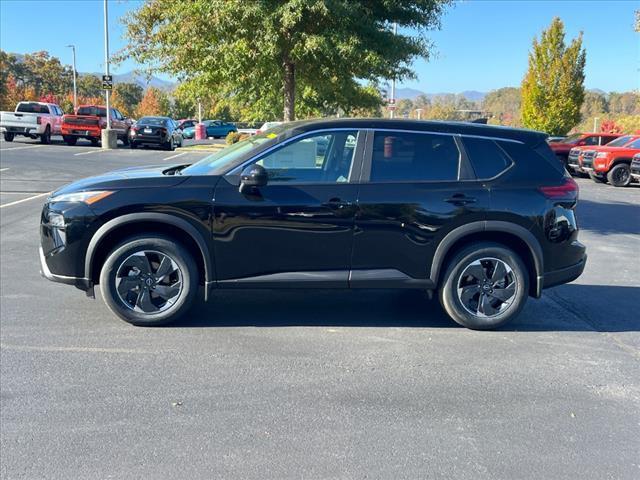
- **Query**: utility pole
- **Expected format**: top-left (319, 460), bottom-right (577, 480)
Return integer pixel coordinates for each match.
top-left (66, 45), bottom-right (77, 111)
top-left (389, 22), bottom-right (397, 119)
top-left (593, 117), bottom-right (599, 133)
top-left (101, 0), bottom-right (116, 148)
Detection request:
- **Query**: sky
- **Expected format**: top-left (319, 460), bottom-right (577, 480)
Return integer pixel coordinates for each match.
top-left (0, 0), bottom-right (638, 94)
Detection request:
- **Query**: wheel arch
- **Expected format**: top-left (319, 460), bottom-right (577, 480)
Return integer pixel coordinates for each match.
top-left (86, 213), bottom-right (214, 290)
top-left (430, 221), bottom-right (544, 297)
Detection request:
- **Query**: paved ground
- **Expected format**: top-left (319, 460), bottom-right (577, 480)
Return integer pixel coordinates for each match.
top-left (1, 136), bottom-right (638, 479)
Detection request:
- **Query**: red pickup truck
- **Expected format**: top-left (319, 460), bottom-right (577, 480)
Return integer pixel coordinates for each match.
top-left (549, 132), bottom-right (621, 167)
top-left (567, 134), bottom-right (639, 176)
top-left (580, 135), bottom-right (640, 187)
top-left (61, 105), bottom-right (132, 146)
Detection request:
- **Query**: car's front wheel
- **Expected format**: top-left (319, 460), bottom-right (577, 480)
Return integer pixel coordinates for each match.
top-left (439, 242), bottom-right (529, 330)
top-left (99, 236), bottom-right (198, 326)
top-left (607, 163), bottom-right (631, 187)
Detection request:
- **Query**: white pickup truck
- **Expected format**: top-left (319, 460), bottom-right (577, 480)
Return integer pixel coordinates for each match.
top-left (0, 101), bottom-right (64, 144)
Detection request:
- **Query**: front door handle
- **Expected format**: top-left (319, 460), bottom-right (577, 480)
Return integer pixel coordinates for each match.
top-left (445, 194), bottom-right (477, 206)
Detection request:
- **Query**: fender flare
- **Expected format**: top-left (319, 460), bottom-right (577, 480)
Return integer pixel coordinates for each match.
top-left (85, 212), bottom-right (214, 285)
top-left (429, 220), bottom-right (544, 297)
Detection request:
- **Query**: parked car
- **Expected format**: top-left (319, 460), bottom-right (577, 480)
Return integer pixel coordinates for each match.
top-left (630, 153), bottom-right (640, 183)
top-left (39, 119), bottom-right (586, 329)
top-left (176, 119), bottom-right (197, 131)
top-left (201, 119), bottom-right (237, 138)
top-left (0, 101), bottom-right (64, 143)
top-left (567, 135), bottom-right (639, 176)
top-left (581, 136), bottom-right (640, 187)
top-left (130, 116), bottom-right (183, 150)
top-left (256, 121), bottom-right (283, 134)
top-left (549, 132), bottom-right (622, 167)
top-left (61, 105), bottom-right (132, 146)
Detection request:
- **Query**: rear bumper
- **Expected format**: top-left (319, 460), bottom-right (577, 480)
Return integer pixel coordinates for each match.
top-left (1, 125), bottom-right (42, 134)
top-left (61, 126), bottom-right (101, 137)
top-left (39, 246), bottom-right (92, 291)
top-left (543, 255), bottom-right (587, 289)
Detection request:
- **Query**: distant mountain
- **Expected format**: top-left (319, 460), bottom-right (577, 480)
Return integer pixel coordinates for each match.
top-left (395, 87), bottom-right (487, 102)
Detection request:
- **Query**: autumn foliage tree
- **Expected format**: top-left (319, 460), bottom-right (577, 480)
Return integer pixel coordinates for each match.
top-left (136, 87), bottom-right (170, 117)
top-left (521, 18), bottom-right (586, 135)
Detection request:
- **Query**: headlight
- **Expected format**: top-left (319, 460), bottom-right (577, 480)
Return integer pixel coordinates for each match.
top-left (50, 190), bottom-right (114, 205)
top-left (596, 152), bottom-right (609, 158)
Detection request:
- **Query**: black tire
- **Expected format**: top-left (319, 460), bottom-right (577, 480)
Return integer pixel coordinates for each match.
top-left (3, 132), bottom-right (14, 142)
top-left (99, 236), bottom-right (198, 326)
top-left (90, 137), bottom-right (99, 146)
top-left (121, 131), bottom-right (130, 146)
top-left (438, 242), bottom-right (529, 330)
top-left (606, 163), bottom-right (631, 187)
top-left (63, 135), bottom-right (77, 146)
top-left (164, 139), bottom-right (174, 151)
top-left (40, 126), bottom-right (51, 144)
top-left (130, 141), bottom-right (137, 149)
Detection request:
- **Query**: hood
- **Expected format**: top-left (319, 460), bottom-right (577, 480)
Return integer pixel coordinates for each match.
top-left (52, 164), bottom-right (189, 196)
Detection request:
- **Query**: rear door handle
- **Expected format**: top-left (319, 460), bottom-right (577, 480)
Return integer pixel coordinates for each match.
top-left (445, 194), bottom-right (477, 206)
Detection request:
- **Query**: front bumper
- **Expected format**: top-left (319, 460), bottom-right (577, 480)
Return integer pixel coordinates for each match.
top-left (39, 246), bottom-right (93, 292)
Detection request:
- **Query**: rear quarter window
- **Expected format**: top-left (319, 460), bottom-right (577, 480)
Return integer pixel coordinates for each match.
top-left (499, 140), bottom-right (566, 182)
top-left (462, 137), bottom-right (512, 179)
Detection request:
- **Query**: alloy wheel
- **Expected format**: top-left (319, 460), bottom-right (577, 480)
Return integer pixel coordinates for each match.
top-left (115, 250), bottom-right (183, 314)
top-left (456, 257), bottom-right (517, 318)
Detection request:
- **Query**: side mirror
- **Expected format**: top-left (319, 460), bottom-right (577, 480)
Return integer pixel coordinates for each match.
top-left (240, 164), bottom-right (268, 193)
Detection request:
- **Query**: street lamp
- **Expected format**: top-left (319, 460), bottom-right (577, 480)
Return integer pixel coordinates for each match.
top-left (101, 0), bottom-right (116, 149)
top-left (66, 45), bottom-right (77, 111)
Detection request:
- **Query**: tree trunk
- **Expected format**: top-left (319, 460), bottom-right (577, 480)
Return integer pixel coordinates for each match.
top-left (283, 61), bottom-right (295, 121)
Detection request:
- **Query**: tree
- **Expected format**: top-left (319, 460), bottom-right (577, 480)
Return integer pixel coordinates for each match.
top-left (118, 0), bottom-right (451, 121)
top-left (77, 75), bottom-right (103, 98)
top-left (483, 87), bottom-right (522, 127)
top-left (599, 119), bottom-right (623, 134)
top-left (112, 82), bottom-right (143, 117)
top-left (136, 87), bottom-right (170, 117)
top-left (521, 18), bottom-right (586, 135)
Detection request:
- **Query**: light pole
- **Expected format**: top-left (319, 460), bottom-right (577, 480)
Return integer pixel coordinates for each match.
top-left (101, 0), bottom-right (116, 148)
top-left (389, 22), bottom-right (397, 119)
top-left (593, 117), bottom-right (599, 133)
top-left (66, 45), bottom-right (77, 111)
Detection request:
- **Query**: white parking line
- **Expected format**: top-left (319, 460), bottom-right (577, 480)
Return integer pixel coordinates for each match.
top-left (163, 151), bottom-right (189, 161)
top-left (0, 191), bottom-right (50, 208)
top-left (73, 149), bottom-right (105, 156)
top-left (0, 145), bottom-right (44, 152)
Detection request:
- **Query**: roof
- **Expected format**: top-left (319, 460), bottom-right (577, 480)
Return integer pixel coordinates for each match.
top-left (288, 118), bottom-right (548, 146)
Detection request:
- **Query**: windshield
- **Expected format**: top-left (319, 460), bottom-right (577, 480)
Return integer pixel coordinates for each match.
top-left (182, 128), bottom-right (286, 175)
top-left (77, 106), bottom-right (106, 117)
top-left (606, 135), bottom-right (632, 147)
top-left (563, 133), bottom-right (583, 144)
top-left (138, 117), bottom-right (168, 126)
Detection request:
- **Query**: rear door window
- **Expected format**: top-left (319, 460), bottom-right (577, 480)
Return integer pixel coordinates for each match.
top-left (369, 132), bottom-right (460, 182)
top-left (462, 137), bottom-right (512, 179)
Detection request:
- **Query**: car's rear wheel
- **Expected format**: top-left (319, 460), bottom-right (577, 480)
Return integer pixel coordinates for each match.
top-left (40, 126), bottom-right (51, 144)
top-left (439, 242), bottom-right (528, 330)
top-left (607, 163), bottom-right (631, 187)
top-left (63, 135), bottom-right (77, 146)
top-left (99, 236), bottom-right (198, 326)
top-left (130, 141), bottom-right (137, 149)
top-left (3, 132), bottom-right (14, 142)
top-left (90, 137), bottom-right (99, 146)
top-left (121, 131), bottom-right (130, 146)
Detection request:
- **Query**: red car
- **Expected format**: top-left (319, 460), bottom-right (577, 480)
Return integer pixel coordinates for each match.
top-left (61, 105), bottom-right (132, 146)
top-left (580, 135), bottom-right (640, 187)
top-left (567, 135), bottom-right (639, 176)
top-left (549, 132), bottom-right (622, 167)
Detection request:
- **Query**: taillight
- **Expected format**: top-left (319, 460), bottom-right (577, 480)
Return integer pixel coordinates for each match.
top-left (36, 116), bottom-right (42, 125)
top-left (539, 177), bottom-right (579, 200)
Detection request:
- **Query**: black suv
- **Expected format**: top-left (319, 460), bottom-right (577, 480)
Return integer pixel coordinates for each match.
top-left (40, 119), bottom-right (586, 329)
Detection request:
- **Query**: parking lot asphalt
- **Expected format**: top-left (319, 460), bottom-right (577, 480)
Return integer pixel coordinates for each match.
top-left (1, 137), bottom-right (639, 479)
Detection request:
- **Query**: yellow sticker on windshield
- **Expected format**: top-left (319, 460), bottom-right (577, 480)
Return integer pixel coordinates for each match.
top-left (266, 133), bottom-right (277, 138)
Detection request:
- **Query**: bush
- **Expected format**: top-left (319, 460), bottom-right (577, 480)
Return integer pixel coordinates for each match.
top-left (225, 131), bottom-right (248, 144)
